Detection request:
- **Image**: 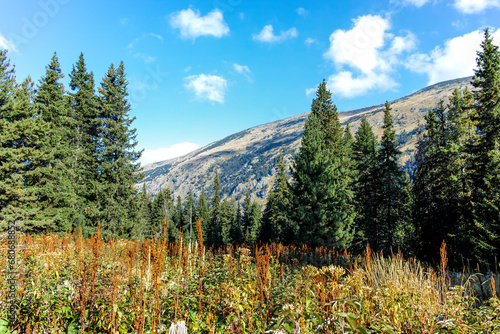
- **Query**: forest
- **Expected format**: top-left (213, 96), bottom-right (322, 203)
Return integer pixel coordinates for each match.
top-left (0, 29), bottom-right (499, 333)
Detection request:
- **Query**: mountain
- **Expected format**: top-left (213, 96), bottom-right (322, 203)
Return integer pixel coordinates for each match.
top-left (139, 76), bottom-right (473, 203)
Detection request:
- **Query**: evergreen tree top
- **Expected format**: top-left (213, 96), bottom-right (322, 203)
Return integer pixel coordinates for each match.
top-left (0, 50), bottom-right (16, 107)
top-left (211, 171), bottom-right (221, 207)
top-left (69, 52), bottom-right (95, 92)
top-left (37, 52), bottom-right (65, 101)
top-left (354, 117), bottom-right (376, 152)
top-left (473, 28), bottom-right (500, 89)
top-left (311, 79), bottom-right (335, 115)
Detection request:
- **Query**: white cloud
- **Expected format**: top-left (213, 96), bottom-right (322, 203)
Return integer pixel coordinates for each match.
top-left (326, 71), bottom-right (398, 98)
top-left (305, 37), bottom-right (317, 46)
top-left (390, 33), bottom-right (417, 54)
top-left (454, 0), bottom-right (500, 13)
top-left (127, 33), bottom-right (163, 50)
top-left (305, 87), bottom-right (316, 96)
top-left (170, 8), bottom-right (229, 39)
top-left (233, 63), bottom-right (250, 74)
top-left (148, 33), bottom-right (164, 41)
top-left (0, 34), bottom-right (16, 52)
top-left (253, 25), bottom-right (298, 43)
top-left (396, 0), bottom-right (430, 7)
top-left (134, 53), bottom-right (156, 64)
top-left (324, 15), bottom-right (390, 73)
top-left (233, 63), bottom-right (253, 82)
top-left (140, 142), bottom-right (200, 165)
top-left (184, 74), bottom-right (227, 103)
top-left (296, 7), bottom-right (308, 15)
top-left (322, 15), bottom-right (415, 98)
top-left (406, 29), bottom-right (500, 84)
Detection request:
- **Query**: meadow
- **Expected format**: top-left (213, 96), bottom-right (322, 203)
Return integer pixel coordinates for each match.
top-left (0, 221), bottom-right (499, 334)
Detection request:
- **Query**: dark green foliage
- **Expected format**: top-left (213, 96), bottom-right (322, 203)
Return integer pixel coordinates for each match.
top-left (240, 191), bottom-right (262, 246)
top-left (232, 202), bottom-right (243, 244)
top-left (292, 80), bottom-right (355, 248)
top-left (68, 53), bottom-right (99, 229)
top-left (207, 172), bottom-right (223, 246)
top-left (242, 191), bottom-right (252, 243)
top-left (94, 62), bottom-right (143, 238)
top-left (0, 53), bottom-right (48, 231)
top-left (372, 102), bottom-right (405, 252)
top-left (343, 123), bottom-right (354, 158)
top-left (183, 191), bottom-right (196, 244)
top-left (136, 184), bottom-right (152, 239)
top-left (395, 172), bottom-right (415, 254)
top-left (248, 202), bottom-right (262, 246)
top-left (220, 198), bottom-right (236, 245)
top-left (0, 52), bottom-right (143, 237)
top-left (34, 52), bottom-right (78, 233)
top-left (195, 188), bottom-right (210, 241)
top-left (352, 116), bottom-right (378, 250)
top-left (262, 154), bottom-right (294, 244)
top-left (413, 93), bottom-right (474, 263)
top-left (174, 195), bottom-right (183, 230)
top-left (468, 28), bottom-right (500, 264)
top-left (150, 188), bottom-right (174, 239)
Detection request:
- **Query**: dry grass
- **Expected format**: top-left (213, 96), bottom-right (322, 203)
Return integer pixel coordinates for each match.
top-left (0, 223), bottom-right (498, 333)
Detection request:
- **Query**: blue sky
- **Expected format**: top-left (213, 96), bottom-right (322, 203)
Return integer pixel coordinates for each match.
top-left (1, 0), bottom-right (499, 165)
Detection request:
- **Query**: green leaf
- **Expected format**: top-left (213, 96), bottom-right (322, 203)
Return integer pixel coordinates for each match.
top-left (66, 322), bottom-right (78, 334)
top-left (355, 326), bottom-right (370, 334)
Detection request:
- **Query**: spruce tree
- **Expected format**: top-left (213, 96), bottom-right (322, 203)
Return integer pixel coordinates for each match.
top-left (183, 191), bottom-right (196, 244)
top-left (195, 188), bottom-right (210, 242)
top-left (248, 201), bottom-right (262, 246)
top-left (34, 52), bottom-right (78, 233)
top-left (373, 101), bottom-right (404, 252)
top-left (292, 80), bottom-right (355, 248)
top-left (468, 28), bottom-right (500, 263)
top-left (352, 116), bottom-right (378, 250)
top-left (150, 188), bottom-right (174, 239)
top-left (220, 198), bottom-right (235, 245)
top-left (208, 172), bottom-right (222, 246)
top-left (262, 154), bottom-right (294, 244)
top-left (415, 93), bottom-right (476, 263)
top-left (242, 190), bottom-right (252, 244)
top-left (0, 53), bottom-right (48, 231)
top-left (232, 202), bottom-right (243, 244)
top-left (136, 184), bottom-right (152, 239)
top-left (343, 123), bottom-right (354, 159)
top-left (95, 62), bottom-right (143, 238)
top-left (174, 195), bottom-right (183, 229)
top-left (68, 53), bottom-right (99, 228)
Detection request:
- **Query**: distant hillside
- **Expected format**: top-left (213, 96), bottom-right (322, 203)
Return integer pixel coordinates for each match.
top-left (139, 76), bottom-right (473, 203)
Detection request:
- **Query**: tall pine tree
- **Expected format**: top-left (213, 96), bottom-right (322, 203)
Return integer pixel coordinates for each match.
top-left (0, 52), bottom-right (48, 231)
top-left (373, 101), bottom-right (404, 252)
top-left (207, 172), bottom-right (222, 246)
top-left (292, 80), bottom-right (355, 248)
top-left (68, 53), bottom-right (99, 230)
top-left (262, 154), bottom-right (294, 244)
top-left (95, 62), bottom-right (143, 238)
top-left (468, 28), bottom-right (500, 264)
top-left (352, 116), bottom-right (378, 250)
top-left (34, 52), bottom-right (78, 233)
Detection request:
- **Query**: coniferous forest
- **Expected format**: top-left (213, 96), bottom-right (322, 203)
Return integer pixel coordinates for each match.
top-left (0, 30), bottom-right (499, 333)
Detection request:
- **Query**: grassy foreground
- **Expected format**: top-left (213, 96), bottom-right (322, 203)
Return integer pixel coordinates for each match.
top-left (0, 223), bottom-right (499, 333)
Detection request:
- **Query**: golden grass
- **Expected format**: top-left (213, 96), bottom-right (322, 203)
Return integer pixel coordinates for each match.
top-left (0, 223), bottom-right (498, 333)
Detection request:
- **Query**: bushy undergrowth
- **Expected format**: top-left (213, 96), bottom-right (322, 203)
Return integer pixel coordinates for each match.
top-left (0, 223), bottom-right (498, 333)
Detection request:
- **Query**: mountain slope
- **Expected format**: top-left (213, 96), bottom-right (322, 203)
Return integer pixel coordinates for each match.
top-left (139, 76), bottom-right (473, 203)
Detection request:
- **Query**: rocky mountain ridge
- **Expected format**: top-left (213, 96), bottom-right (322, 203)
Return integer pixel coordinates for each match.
top-left (139, 76), bottom-right (473, 203)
